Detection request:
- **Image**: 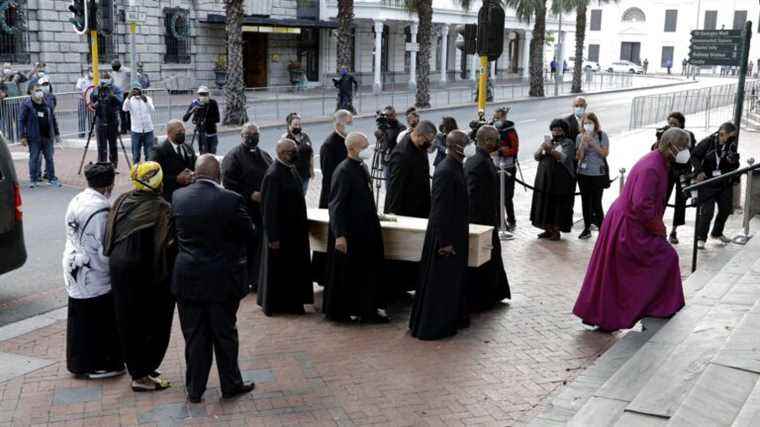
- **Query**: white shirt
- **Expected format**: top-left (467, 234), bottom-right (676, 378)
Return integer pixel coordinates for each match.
top-left (75, 76), bottom-right (92, 94)
top-left (62, 188), bottom-right (112, 299)
top-left (110, 68), bottom-right (131, 92)
top-left (122, 95), bottom-right (155, 133)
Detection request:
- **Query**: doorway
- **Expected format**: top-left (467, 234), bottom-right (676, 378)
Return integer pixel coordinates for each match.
top-left (620, 42), bottom-right (641, 65)
top-left (243, 32), bottom-right (268, 88)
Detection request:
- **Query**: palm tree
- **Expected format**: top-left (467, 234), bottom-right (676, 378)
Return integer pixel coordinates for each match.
top-left (336, 0), bottom-right (354, 71)
top-left (222, 0), bottom-right (248, 125)
top-left (403, 1), bottom-right (433, 108)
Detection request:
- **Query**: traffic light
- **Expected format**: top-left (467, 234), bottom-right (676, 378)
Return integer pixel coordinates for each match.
top-left (455, 24), bottom-right (478, 55)
top-left (476, 3), bottom-right (505, 61)
top-left (68, 0), bottom-right (86, 34)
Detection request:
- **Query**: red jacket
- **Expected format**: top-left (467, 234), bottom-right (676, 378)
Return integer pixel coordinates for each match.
top-left (499, 122), bottom-right (519, 158)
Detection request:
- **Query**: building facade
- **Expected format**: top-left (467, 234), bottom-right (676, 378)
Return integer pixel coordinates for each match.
top-left (585, 0), bottom-right (760, 74)
top-left (0, 0), bottom-right (575, 92)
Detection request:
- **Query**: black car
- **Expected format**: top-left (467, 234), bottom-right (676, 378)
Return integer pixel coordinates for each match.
top-left (0, 135), bottom-right (26, 275)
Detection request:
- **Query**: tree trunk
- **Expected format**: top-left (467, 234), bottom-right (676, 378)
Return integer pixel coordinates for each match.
top-left (336, 0), bottom-right (354, 71)
top-left (529, 1), bottom-right (546, 97)
top-left (222, 0), bottom-right (248, 126)
top-left (415, 0), bottom-right (433, 108)
top-left (571, 4), bottom-right (587, 93)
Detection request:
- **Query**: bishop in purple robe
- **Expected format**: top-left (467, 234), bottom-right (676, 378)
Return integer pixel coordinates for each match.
top-left (573, 128), bottom-right (690, 331)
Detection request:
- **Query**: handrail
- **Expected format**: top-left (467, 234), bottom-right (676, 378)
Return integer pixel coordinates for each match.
top-left (682, 162), bottom-right (760, 194)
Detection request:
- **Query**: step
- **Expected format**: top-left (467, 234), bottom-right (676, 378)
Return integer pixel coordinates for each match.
top-left (731, 376), bottom-right (760, 427)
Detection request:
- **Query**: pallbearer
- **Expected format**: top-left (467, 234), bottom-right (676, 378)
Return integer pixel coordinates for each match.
top-left (323, 132), bottom-right (389, 324)
top-left (410, 130), bottom-right (470, 340)
top-left (464, 126), bottom-right (511, 312)
top-left (258, 139), bottom-right (313, 315)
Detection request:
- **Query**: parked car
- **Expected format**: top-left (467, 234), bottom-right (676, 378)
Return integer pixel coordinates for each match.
top-left (606, 61), bottom-right (643, 74)
top-left (568, 57), bottom-right (601, 72)
top-left (0, 135), bottom-right (26, 275)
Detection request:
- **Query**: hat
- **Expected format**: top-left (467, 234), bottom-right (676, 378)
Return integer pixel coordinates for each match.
top-left (131, 82), bottom-right (142, 90)
top-left (84, 162), bottom-right (115, 188)
top-left (37, 76), bottom-right (49, 85)
top-left (130, 161), bottom-right (163, 192)
top-left (197, 85), bottom-right (209, 94)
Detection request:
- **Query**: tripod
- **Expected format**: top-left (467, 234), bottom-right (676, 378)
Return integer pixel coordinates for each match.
top-left (77, 112), bottom-right (132, 175)
top-left (497, 157), bottom-right (515, 241)
top-left (189, 104), bottom-right (209, 153)
top-left (369, 133), bottom-right (388, 214)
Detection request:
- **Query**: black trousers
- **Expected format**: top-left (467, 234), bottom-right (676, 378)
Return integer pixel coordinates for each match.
top-left (119, 110), bottom-right (130, 134)
top-left (666, 173), bottom-right (689, 228)
top-left (500, 166), bottom-right (517, 225)
top-left (577, 174), bottom-right (606, 230)
top-left (178, 300), bottom-right (244, 398)
top-left (697, 187), bottom-right (733, 241)
top-left (96, 124), bottom-right (118, 167)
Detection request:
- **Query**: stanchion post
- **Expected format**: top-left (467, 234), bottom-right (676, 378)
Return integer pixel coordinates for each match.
top-left (618, 167), bottom-right (626, 194)
top-left (498, 158), bottom-right (514, 241)
top-left (692, 204), bottom-right (701, 273)
top-left (734, 157), bottom-right (756, 244)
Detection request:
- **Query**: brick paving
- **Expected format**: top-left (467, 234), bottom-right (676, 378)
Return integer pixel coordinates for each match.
top-left (0, 123), bottom-right (756, 426)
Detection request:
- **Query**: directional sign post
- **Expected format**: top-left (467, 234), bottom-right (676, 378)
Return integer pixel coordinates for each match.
top-left (689, 30), bottom-right (743, 66)
top-left (733, 22), bottom-right (752, 146)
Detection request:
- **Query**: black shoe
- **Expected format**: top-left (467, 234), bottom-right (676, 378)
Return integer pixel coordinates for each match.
top-left (506, 222), bottom-right (516, 232)
top-left (187, 394), bottom-right (203, 404)
top-left (579, 229), bottom-right (592, 240)
top-left (669, 232), bottom-right (679, 245)
top-left (360, 313), bottom-right (390, 324)
top-left (222, 382), bottom-right (255, 399)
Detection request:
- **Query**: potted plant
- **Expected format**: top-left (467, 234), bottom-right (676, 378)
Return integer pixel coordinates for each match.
top-left (214, 54), bottom-right (227, 88)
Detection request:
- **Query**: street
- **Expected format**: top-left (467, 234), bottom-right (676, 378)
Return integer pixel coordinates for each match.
top-left (0, 76), bottom-right (739, 327)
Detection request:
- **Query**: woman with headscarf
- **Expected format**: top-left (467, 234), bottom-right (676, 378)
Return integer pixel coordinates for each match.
top-left (105, 161), bottom-right (175, 392)
top-left (530, 119), bottom-right (577, 241)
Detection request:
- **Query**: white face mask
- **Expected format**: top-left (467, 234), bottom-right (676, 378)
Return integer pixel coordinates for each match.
top-left (32, 90), bottom-right (44, 100)
top-left (583, 123), bottom-right (595, 134)
top-left (41, 85), bottom-right (50, 94)
top-left (674, 148), bottom-right (691, 164)
top-left (199, 95), bottom-right (209, 104)
top-left (463, 143), bottom-right (477, 158)
top-left (575, 106), bottom-right (586, 117)
top-left (358, 149), bottom-right (370, 160)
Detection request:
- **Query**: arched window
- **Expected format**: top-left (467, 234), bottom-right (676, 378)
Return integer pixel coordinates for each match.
top-left (622, 7), bottom-right (646, 23)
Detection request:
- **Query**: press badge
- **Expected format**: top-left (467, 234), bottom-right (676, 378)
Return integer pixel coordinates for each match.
top-left (37, 112), bottom-right (44, 118)
top-left (712, 170), bottom-right (722, 177)
top-left (580, 162), bottom-right (588, 170)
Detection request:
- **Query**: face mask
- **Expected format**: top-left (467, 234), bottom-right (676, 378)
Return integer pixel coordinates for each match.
top-left (41, 85), bottom-right (50, 94)
top-left (674, 148), bottom-right (691, 164)
top-left (552, 134), bottom-right (562, 141)
top-left (583, 123), bottom-right (595, 134)
top-left (463, 143), bottom-right (477, 158)
top-left (174, 132), bottom-right (186, 144)
top-left (102, 79), bottom-right (112, 86)
top-left (245, 134), bottom-right (259, 149)
top-left (112, 65), bottom-right (121, 72)
top-left (358, 149), bottom-right (370, 160)
top-left (3, 69), bottom-right (11, 75)
top-left (199, 96), bottom-right (209, 104)
top-left (575, 107), bottom-right (585, 117)
top-left (32, 90), bottom-right (44, 100)
top-left (341, 124), bottom-right (352, 135)
top-left (340, 69), bottom-right (348, 76)
top-left (291, 127), bottom-right (302, 135)
top-left (493, 120), bottom-right (504, 129)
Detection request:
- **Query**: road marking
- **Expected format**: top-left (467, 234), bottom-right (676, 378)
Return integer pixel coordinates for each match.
top-left (518, 119), bottom-right (537, 124)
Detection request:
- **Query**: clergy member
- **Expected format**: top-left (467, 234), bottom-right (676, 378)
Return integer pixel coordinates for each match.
top-left (384, 120), bottom-right (436, 218)
top-left (63, 162), bottom-right (124, 379)
top-left (464, 125), bottom-right (511, 312)
top-left (313, 110), bottom-right (352, 285)
top-left (258, 139), bottom-right (314, 316)
top-left (222, 122), bottom-right (273, 291)
top-left (105, 161), bottom-right (175, 392)
top-left (324, 132), bottom-right (389, 324)
top-left (409, 130), bottom-right (470, 341)
top-left (573, 128), bottom-right (689, 331)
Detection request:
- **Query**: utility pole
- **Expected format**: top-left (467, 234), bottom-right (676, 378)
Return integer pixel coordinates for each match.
top-left (126, 1), bottom-right (145, 88)
top-left (554, 12), bottom-right (562, 97)
top-left (89, 0), bottom-right (99, 86)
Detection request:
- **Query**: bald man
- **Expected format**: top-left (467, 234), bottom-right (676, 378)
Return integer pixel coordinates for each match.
top-left (323, 133), bottom-right (388, 323)
top-left (464, 126), bottom-right (511, 312)
top-left (172, 154), bottom-right (255, 402)
top-left (150, 119), bottom-right (196, 202)
top-left (410, 130), bottom-right (471, 340)
top-left (258, 140), bottom-right (314, 316)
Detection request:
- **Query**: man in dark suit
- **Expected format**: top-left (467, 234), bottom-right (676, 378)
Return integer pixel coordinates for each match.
top-left (563, 96), bottom-right (586, 142)
top-left (150, 119), bottom-right (196, 202)
top-left (172, 154), bottom-right (255, 403)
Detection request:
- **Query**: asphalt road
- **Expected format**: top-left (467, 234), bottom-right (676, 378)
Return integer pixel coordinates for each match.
top-left (0, 76), bottom-right (736, 327)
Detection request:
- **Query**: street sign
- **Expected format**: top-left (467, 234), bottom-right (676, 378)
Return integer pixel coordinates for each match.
top-left (689, 29), bottom-right (743, 66)
top-left (126, 10), bottom-right (146, 23)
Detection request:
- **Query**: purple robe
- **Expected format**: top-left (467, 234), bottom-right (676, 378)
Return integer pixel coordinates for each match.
top-left (573, 150), bottom-right (685, 331)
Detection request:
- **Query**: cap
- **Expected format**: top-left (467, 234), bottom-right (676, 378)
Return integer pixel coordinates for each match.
top-left (197, 86), bottom-right (209, 94)
top-left (131, 82), bottom-right (143, 90)
top-left (37, 76), bottom-right (49, 85)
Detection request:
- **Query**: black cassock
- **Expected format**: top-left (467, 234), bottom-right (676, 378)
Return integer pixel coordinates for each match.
top-left (222, 145), bottom-right (273, 289)
top-left (530, 137), bottom-right (577, 233)
top-left (409, 157), bottom-right (469, 341)
top-left (258, 161), bottom-right (313, 315)
top-left (464, 147), bottom-right (511, 312)
top-left (324, 158), bottom-right (385, 320)
top-left (313, 131), bottom-right (348, 285)
top-left (384, 134), bottom-right (431, 217)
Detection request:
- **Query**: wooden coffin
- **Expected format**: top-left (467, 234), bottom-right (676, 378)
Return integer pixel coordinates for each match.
top-left (307, 208), bottom-right (494, 267)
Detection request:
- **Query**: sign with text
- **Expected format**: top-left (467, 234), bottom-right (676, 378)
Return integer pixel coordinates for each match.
top-left (689, 30), bottom-right (743, 66)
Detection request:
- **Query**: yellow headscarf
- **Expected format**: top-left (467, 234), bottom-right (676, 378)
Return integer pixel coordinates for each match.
top-left (130, 161), bottom-right (163, 192)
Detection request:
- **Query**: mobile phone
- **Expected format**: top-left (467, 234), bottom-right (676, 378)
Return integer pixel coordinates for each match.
top-left (544, 134), bottom-right (552, 143)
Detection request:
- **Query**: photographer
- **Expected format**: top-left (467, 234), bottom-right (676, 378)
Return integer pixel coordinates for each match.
top-left (692, 122), bottom-right (740, 249)
top-left (493, 107), bottom-right (519, 231)
top-left (374, 106), bottom-right (406, 185)
top-left (90, 74), bottom-right (123, 168)
top-left (183, 86), bottom-right (220, 154)
top-left (122, 83), bottom-right (155, 163)
top-left (664, 112), bottom-right (697, 244)
top-left (110, 60), bottom-right (131, 135)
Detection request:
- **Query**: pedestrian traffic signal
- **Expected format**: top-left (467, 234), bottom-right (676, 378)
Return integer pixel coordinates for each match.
top-left (476, 3), bottom-right (505, 61)
top-left (68, 0), bottom-right (87, 34)
top-left (455, 24), bottom-right (477, 55)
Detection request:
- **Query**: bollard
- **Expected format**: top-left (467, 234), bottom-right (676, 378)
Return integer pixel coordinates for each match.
top-left (734, 158), bottom-right (756, 245)
top-left (618, 167), bottom-right (627, 194)
top-left (498, 158), bottom-right (515, 241)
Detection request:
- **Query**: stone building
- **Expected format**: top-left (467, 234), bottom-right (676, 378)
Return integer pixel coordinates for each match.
top-left (0, 0), bottom-right (574, 92)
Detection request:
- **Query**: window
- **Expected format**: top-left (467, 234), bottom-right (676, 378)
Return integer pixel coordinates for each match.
top-left (0, 0), bottom-right (29, 63)
top-left (622, 7), bottom-right (646, 23)
top-left (588, 44), bottom-right (600, 62)
top-left (661, 46), bottom-right (674, 68)
top-left (164, 8), bottom-right (191, 64)
top-left (704, 11), bottom-right (718, 30)
top-left (664, 10), bottom-right (678, 32)
top-left (733, 10), bottom-right (747, 30)
top-left (590, 9), bottom-right (602, 31)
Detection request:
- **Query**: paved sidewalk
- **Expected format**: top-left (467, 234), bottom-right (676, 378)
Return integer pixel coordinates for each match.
top-left (1, 122), bottom-right (757, 425)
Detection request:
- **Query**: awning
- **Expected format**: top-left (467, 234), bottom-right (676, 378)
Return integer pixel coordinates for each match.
top-left (203, 14), bottom-right (338, 29)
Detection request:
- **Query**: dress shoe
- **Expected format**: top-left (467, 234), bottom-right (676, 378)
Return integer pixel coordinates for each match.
top-left (187, 394), bottom-right (203, 404)
top-left (222, 382), bottom-right (255, 399)
top-left (360, 313), bottom-right (390, 324)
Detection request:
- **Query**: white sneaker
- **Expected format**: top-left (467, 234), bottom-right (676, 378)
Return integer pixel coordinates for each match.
top-left (697, 240), bottom-right (706, 250)
top-left (88, 369), bottom-right (126, 379)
